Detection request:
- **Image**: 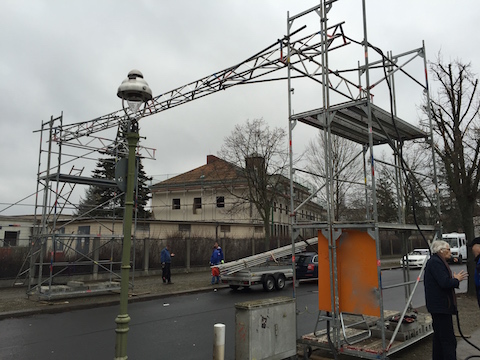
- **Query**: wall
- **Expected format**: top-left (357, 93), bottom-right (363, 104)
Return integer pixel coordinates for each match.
top-left (0, 217), bottom-right (33, 247)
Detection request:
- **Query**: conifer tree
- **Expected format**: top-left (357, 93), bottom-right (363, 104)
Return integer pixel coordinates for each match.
top-left (76, 157), bottom-right (152, 219)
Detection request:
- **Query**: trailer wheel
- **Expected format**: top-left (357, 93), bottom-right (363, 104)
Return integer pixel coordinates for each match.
top-left (275, 273), bottom-right (286, 290)
top-left (229, 285), bottom-right (240, 291)
top-left (262, 275), bottom-right (276, 292)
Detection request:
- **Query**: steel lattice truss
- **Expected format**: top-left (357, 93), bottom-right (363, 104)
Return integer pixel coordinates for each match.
top-left (57, 21), bottom-right (354, 145)
top-left (52, 11), bottom-right (423, 159)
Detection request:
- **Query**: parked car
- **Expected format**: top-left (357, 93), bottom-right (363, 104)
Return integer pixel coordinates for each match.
top-left (296, 252), bottom-right (318, 279)
top-left (399, 249), bottom-right (430, 268)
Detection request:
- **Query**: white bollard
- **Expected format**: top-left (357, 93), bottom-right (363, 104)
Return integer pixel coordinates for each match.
top-left (213, 323), bottom-right (226, 360)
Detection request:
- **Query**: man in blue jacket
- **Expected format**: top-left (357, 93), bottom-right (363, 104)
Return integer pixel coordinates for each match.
top-left (469, 237), bottom-right (480, 308)
top-left (424, 240), bottom-right (468, 359)
top-left (210, 242), bottom-right (224, 285)
top-left (161, 244), bottom-right (175, 284)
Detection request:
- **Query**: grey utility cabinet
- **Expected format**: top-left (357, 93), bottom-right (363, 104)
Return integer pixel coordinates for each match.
top-left (235, 296), bottom-right (296, 360)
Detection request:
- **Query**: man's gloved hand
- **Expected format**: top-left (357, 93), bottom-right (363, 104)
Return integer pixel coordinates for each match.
top-left (161, 262), bottom-right (165, 269)
top-left (221, 260), bottom-right (224, 264)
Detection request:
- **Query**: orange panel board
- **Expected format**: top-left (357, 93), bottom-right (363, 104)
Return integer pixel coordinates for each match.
top-left (318, 229), bottom-right (380, 317)
top-left (318, 232), bottom-right (333, 312)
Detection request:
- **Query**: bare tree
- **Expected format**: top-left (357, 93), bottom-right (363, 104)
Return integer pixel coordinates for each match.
top-left (382, 145), bottom-right (436, 226)
top-left (218, 118), bottom-right (289, 250)
top-left (424, 57), bottom-right (480, 294)
top-left (304, 132), bottom-right (364, 221)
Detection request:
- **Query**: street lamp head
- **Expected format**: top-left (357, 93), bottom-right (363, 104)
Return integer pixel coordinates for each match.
top-left (117, 69), bottom-right (153, 113)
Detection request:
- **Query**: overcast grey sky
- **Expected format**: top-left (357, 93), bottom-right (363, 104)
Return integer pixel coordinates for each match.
top-left (1, 1), bottom-right (479, 215)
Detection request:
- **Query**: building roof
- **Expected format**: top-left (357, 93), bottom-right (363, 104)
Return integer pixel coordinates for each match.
top-left (151, 155), bottom-right (242, 189)
top-left (151, 154), bottom-right (315, 198)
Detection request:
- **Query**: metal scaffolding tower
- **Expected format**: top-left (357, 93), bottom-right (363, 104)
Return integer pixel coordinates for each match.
top-left (22, 113), bottom-right (153, 299)
top-left (286, 2), bottom-right (439, 358)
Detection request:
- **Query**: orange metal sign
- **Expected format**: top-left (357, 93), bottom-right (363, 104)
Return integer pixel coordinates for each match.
top-left (318, 229), bottom-right (380, 317)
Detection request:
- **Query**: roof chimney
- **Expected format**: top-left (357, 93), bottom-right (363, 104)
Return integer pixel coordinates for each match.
top-left (207, 155), bottom-right (218, 164)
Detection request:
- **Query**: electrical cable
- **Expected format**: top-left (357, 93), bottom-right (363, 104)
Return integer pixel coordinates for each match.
top-left (456, 310), bottom-right (480, 359)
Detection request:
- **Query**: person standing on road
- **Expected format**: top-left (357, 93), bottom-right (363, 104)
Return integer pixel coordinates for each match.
top-left (210, 242), bottom-right (224, 285)
top-left (469, 237), bottom-right (480, 308)
top-left (161, 244), bottom-right (175, 284)
top-left (424, 239), bottom-right (468, 360)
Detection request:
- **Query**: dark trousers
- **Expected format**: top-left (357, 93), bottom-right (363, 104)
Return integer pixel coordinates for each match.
top-left (162, 263), bottom-right (171, 283)
top-left (432, 313), bottom-right (457, 360)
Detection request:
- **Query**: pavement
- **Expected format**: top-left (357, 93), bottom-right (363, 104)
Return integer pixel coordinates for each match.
top-left (0, 268), bottom-right (219, 320)
top-left (458, 330), bottom-right (480, 360)
top-left (1, 261), bottom-right (480, 359)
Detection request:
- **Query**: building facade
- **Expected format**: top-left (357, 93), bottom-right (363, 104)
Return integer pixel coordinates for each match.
top-left (150, 155), bottom-right (324, 239)
top-left (0, 215), bottom-right (35, 247)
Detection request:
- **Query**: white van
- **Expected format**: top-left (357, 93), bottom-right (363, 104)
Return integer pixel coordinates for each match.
top-left (440, 232), bottom-right (467, 263)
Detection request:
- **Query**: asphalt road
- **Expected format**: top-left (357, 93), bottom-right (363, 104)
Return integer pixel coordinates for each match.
top-left (0, 265), bottom-right (467, 360)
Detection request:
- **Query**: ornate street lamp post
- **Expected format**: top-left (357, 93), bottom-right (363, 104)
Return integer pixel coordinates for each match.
top-left (114, 69), bottom-right (152, 360)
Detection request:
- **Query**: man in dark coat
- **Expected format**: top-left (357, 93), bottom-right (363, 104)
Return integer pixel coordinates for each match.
top-left (424, 240), bottom-right (468, 359)
top-left (161, 244), bottom-right (175, 284)
top-left (469, 237), bottom-right (480, 308)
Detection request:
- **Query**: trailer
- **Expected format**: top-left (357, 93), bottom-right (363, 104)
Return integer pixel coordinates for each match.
top-left (215, 237), bottom-right (317, 292)
top-left (221, 265), bottom-right (294, 291)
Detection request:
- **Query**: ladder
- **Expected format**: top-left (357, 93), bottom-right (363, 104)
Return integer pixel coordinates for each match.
top-left (216, 237), bottom-right (317, 275)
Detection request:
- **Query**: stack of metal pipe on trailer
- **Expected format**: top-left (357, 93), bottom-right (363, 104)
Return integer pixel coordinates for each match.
top-left (215, 238), bottom-right (317, 275)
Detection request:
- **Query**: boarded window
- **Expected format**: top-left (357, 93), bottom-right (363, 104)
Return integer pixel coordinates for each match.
top-left (179, 224), bottom-right (191, 232)
top-left (172, 198), bottom-right (181, 210)
top-left (220, 225), bottom-right (230, 233)
top-left (137, 223), bottom-right (150, 232)
top-left (255, 226), bottom-right (263, 233)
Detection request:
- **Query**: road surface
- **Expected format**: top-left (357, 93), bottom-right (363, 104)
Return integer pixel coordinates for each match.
top-left (0, 265), bottom-right (467, 359)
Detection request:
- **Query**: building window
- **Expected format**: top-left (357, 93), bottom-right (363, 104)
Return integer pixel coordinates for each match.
top-left (273, 202), bottom-right (277, 212)
top-left (279, 203), bottom-right (282, 214)
top-left (56, 227), bottom-right (65, 250)
top-left (255, 226), bottom-right (263, 233)
top-left (193, 197), bottom-right (202, 214)
top-left (172, 198), bottom-right (181, 210)
top-left (77, 226), bottom-right (90, 255)
top-left (220, 225), bottom-right (230, 233)
top-left (216, 196), bottom-right (225, 208)
top-left (4, 231), bottom-right (18, 247)
top-left (137, 223), bottom-right (150, 232)
top-left (179, 224), bottom-right (191, 232)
